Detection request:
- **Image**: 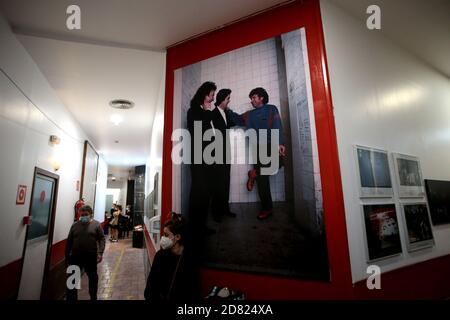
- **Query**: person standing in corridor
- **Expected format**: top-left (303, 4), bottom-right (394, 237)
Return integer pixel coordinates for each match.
top-left (65, 205), bottom-right (105, 300)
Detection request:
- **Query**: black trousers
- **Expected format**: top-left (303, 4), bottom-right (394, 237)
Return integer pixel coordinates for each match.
top-left (254, 144), bottom-right (284, 211)
top-left (187, 164), bottom-right (213, 256)
top-left (66, 253), bottom-right (98, 300)
top-left (211, 163), bottom-right (231, 216)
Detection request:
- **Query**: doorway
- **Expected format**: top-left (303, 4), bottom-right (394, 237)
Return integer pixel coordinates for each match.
top-left (18, 167), bottom-right (59, 299)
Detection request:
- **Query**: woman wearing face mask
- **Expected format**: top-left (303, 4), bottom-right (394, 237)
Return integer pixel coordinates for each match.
top-left (144, 212), bottom-right (200, 302)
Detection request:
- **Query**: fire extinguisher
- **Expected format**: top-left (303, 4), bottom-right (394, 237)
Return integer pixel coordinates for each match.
top-left (74, 198), bottom-right (85, 221)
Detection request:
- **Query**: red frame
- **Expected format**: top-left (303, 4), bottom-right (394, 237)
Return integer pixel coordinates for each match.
top-left (161, 0), bottom-right (352, 298)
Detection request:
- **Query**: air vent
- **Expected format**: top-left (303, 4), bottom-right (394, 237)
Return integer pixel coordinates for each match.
top-left (109, 99), bottom-right (135, 109)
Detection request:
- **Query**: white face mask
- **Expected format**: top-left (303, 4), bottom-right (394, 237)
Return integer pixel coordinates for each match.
top-left (160, 236), bottom-right (174, 250)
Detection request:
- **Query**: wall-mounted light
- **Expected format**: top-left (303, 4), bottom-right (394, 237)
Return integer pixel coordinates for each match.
top-left (49, 135), bottom-right (61, 145)
top-left (50, 135), bottom-right (61, 171)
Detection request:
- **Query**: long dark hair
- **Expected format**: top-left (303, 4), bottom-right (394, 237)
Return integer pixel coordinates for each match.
top-left (164, 212), bottom-right (187, 245)
top-left (190, 81), bottom-right (217, 108)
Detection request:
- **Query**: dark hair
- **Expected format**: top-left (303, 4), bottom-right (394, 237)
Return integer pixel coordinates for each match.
top-left (249, 87), bottom-right (269, 104)
top-left (190, 81), bottom-right (217, 108)
top-left (215, 88), bottom-right (232, 107)
top-left (79, 205), bottom-right (93, 215)
top-left (116, 205), bottom-right (123, 211)
top-left (164, 212), bottom-right (186, 245)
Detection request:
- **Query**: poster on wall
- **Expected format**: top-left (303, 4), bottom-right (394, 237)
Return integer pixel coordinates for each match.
top-left (362, 204), bottom-right (402, 261)
top-left (171, 28), bottom-right (329, 280)
top-left (355, 146), bottom-right (393, 198)
top-left (401, 203), bottom-right (434, 252)
top-left (392, 153), bottom-right (425, 198)
top-left (425, 179), bottom-right (450, 225)
top-left (80, 140), bottom-right (99, 211)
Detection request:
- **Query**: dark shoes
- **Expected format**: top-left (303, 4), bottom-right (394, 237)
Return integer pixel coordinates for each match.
top-left (224, 211), bottom-right (237, 218)
top-left (257, 210), bottom-right (272, 220)
top-left (213, 211), bottom-right (237, 223)
top-left (247, 169), bottom-right (257, 191)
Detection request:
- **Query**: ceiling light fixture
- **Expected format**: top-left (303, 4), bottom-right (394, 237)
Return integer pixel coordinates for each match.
top-left (110, 114), bottom-right (123, 125)
top-left (109, 99), bottom-right (135, 110)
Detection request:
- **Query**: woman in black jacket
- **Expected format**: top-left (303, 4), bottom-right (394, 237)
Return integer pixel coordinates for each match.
top-left (144, 213), bottom-right (200, 302)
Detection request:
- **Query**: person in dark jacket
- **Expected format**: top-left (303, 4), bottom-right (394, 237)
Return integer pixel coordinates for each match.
top-left (186, 81), bottom-right (217, 251)
top-left (210, 88), bottom-right (237, 222)
top-left (65, 205), bottom-right (105, 300)
top-left (144, 213), bottom-right (200, 302)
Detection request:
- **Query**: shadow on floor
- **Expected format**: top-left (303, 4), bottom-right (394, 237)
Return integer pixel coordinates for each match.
top-left (203, 202), bottom-right (330, 281)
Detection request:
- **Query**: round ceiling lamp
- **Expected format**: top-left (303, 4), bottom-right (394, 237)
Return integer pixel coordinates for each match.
top-left (109, 99), bottom-right (135, 110)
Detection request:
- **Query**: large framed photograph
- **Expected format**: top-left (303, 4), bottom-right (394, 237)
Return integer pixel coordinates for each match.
top-left (401, 202), bottom-right (434, 252)
top-left (80, 140), bottom-right (99, 210)
top-left (355, 146), bottom-right (393, 198)
top-left (392, 153), bottom-right (425, 198)
top-left (362, 204), bottom-right (402, 261)
top-left (171, 28), bottom-right (330, 280)
top-left (425, 179), bottom-right (450, 225)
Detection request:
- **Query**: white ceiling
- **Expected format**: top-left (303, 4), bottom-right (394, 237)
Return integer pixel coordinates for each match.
top-left (16, 33), bottom-right (166, 167)
top-left (329, 0), bottom-right (450, 78)
top-left (0, 0), bottom-right (289, 169)
top-left (0, 0), bottom-right (290, 50)
top-left (0, 0), bottom-right (448, 169)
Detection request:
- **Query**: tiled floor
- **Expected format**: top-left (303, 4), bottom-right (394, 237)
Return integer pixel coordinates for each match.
top-left (78, 237), bottom-right (146, 300)
top-left (203, 202), bottom-right (330, 281)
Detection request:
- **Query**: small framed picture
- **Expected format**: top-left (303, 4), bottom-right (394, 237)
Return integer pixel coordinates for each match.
top-left (355, 146), bottom-right (393, 198)
top-left (401, 202), bottom-right (434, 252)
top-left (362, 203), bottom-right (402, 261)
top-left (392, 153), bottom-right (425, 198)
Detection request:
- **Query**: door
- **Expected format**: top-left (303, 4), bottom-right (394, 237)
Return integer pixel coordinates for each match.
top-left (18, 168), bottom-right (59, 300)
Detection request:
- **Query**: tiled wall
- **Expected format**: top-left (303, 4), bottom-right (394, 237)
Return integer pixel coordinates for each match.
top-left (173, 30), bottom-right (322, 216)
top-left (281, 29), bottom-right (323, 233)
top-left (199, 38), bottom-right (286, 203)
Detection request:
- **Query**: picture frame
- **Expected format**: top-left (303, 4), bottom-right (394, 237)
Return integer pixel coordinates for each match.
top-left (400, 202), bottom-right (434, 252)
top-left (392, 153), bottom-right (425, 198)
top-left (80, 140), bottom-right (99, 210)
top-left (355, 145), bottom-right (393, 198)
top-left (362, 203), bottom-right (402, 262)
top-left (425, 179), bottom-right (450, 225)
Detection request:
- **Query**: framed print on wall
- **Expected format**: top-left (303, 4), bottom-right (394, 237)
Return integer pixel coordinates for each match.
top-left (170, 27), bottom-right (330, 281)
top-left (80, 140), bottom-right (99, 210)
top-left (392, 153), bottom-right (425, 198)
top-left (362, 203), bottom-right (402, 262)
top-left (355, 146), bottom-right (393, 198)
top-left (162, 0), bottom-right (354, 297)
top-left (401, 202), bottom-right (434, 252)
top-left (425, 179), bottom-right (450, 225)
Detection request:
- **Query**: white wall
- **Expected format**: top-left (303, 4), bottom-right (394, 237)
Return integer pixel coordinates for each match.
top-left (94, 156), bottom-right (108, 222)
top-left (0, 13), bottom-right (95, 267)
top-left (320, 0), bottom-right (450, 283)
top-left (107, 179), bottom-right (128, 207)
top-left (144, 57), bottom-right (166, 234)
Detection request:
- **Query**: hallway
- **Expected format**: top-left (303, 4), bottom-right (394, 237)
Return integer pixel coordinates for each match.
top-left (77, 237), bottom-right (146, 300)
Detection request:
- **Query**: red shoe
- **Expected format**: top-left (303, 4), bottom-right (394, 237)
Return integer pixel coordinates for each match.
top-left (257, 210), bottom-right (272, 220)
top-left (247, 169), bottom-right (257, 191)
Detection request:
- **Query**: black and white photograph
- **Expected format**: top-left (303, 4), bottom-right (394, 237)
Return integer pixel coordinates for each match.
top-left (425, 179), bottom-right (450, 225)
top-left (355, 146), bottom-right (393, 198)
top-left (393, 153), bottom-right (425, 198)
top-left (401, 203), bottom-right (434, 251)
